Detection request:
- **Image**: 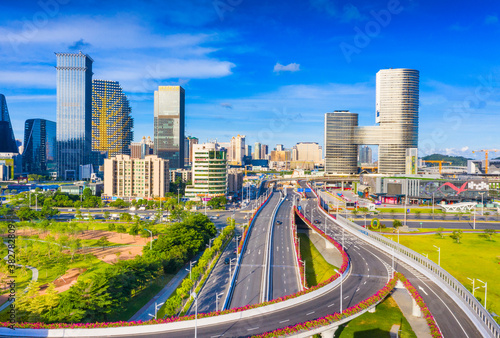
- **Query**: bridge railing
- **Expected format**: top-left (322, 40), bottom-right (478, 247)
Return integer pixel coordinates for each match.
top-left (309, 183), bottom-right (500, 338)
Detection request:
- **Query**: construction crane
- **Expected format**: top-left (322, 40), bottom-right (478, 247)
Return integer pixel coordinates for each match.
top-left (472, 149), bottom-right (500, 174)
top-left (422, 160), bottom-right (452, 174)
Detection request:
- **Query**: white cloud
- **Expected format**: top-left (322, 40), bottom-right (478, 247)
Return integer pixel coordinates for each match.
top-left (273, 62), bottom-right (300, 73)
top-left (484, 15), bottom-right (499, 25)
top-left (0, 15), bottom-right (235, 89)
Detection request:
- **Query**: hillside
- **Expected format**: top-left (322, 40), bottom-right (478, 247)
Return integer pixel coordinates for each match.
top-left (421, 154), bottom-right (472, 167)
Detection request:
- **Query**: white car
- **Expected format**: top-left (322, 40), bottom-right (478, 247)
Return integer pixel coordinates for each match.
top-left (138, 206), bottom-right (146, 211)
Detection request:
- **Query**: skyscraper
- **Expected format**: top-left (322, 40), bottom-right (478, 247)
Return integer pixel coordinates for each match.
top-left (253, 142), bottom-right (261, 160)
top-left (359, 145), bottom-right (372, 164)
top-left (261, 144), bottom-right (269, 160)
top-left (22, 119), bottom-right (57, 175)
top-left (229, 135), bottom-right (245, 165)
top-left (324, 68), bottom-right (419, 175)
top-left (56, 52), bottom-right (93, 180)
top-left (0, 94), bottom-right (19, 154)
top-left (185, 136), bottom-right (199, 166)
top-left (154, 86), bottom-right (185, 169)
top-left (92, 79), bottom-right (133, 156)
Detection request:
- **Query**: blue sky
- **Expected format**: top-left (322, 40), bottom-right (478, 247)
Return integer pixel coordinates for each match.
top-left (1, 0), bottom-right (499, 159)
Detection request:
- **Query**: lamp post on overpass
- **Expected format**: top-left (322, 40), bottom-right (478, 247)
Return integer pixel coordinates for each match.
top-left (334, 268), bottom-right (343, 313)
top-left (215, 292), bottom-right (224, 312)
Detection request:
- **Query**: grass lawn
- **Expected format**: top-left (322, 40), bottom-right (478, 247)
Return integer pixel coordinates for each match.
top-left (383, 232), bottom-right (500, 316)
top-left (108, 273), bottom-right (174, 322)
top-left (298, 233), bottom-right (338, 286)
top-left (335, 296), bottom-right (417, 338)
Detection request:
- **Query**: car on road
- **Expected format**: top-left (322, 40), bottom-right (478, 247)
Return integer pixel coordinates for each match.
top-left (314, 219), bottom-right (321, 224)
top-left (276, 220), bottom-right (283, 225)
top-left (224, 257), bottom-right (230, 265)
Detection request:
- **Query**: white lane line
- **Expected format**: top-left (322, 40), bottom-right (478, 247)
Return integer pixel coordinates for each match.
top-left (356, 288), bottom-right (360, 292)
top-left (328, 303), bottom-right (335, 307)
top-left (344, 296), bottom-right (349, 300)
top-left (279, 319), bottom-right (289, 323)
top-left (363, 281), bottom-right (367, 285)
top-left (306, 311), bottom-right (315, 315)
top-left (247, 327), bottom-right (259, 331)
top-left (211, 335), bottom-right (222, 338)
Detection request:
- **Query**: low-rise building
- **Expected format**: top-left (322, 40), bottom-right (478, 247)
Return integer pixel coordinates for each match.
top-left (170, 168), bottom-right (193, 183)
top-left (103, 154), bottom-right (169, 199)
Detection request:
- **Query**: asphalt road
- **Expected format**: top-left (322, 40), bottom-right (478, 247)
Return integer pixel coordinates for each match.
top-left (229, 191), bottom-right (282, 309)
top-left (301, 182), bottom-right (482, 338)
top-left (270, 188), bottom-right (300, 300)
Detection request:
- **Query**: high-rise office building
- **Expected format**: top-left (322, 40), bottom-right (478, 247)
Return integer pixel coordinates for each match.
top-left (184, 136), bottom-right (198, 166)
top-left (229, 135), bottom-right (245, 165)
top-left (294, 142), bottom-right (323, 163)
top-left (0, 94), bottom-right (19, 154)
top-left (56, 52), bottom-right (93, 180)
top-left (246, 145), bottom-right (252, 157)
top-left (261, 144), bottom-right (268, 160)
top-left (325, 68), bottom-right (419, 175)
top-left (92, 80), bottom-right (133, 157)
top-left (276, 144), bottom-right (285, 151)
top-left (22, 119), bottom-right (57, 175)
top-left (359, 145), bottom-right (372, 164)
top-left (154, 86), bottom-right (185, 169)
top-left (253, 142), bottom-right (261, 160)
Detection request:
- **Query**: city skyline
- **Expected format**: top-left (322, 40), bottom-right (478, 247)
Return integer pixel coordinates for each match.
top-left (1, 1), bottom-right (499, 158)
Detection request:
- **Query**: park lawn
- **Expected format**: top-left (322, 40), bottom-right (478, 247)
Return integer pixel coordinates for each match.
top-left (383, 232), bottom-right (500, 315)
top-left (298, 233), bottom-right (338, 286)
top-left (335, 296), bottom-right (417, 338)
top-left (107, 273), bottom-right (174, 322)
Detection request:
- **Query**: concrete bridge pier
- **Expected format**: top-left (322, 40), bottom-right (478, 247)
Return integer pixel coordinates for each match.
top-left (320, 326), bottom-right (338, 338)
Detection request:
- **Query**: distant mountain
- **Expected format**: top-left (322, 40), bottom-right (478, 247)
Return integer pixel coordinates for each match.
top-left (421, 154), bottom-right (472, 167)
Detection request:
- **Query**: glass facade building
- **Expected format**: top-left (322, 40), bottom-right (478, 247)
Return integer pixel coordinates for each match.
top-left (325, 69), bottom-right (419, 175)
top-left (324, 111), bottom-right (358, 174)
top-left (154, 86), bottom-right (185, 169)
top-left (22, 119), bottom-right (57, 175)
top-left (0, 94), bottom-right (19, 154)
top-left (56, 52), bottom-right (93, 180)
top-left (92, 79), bottom-right (133, 156)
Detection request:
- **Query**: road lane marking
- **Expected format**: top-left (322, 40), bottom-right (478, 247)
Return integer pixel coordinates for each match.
top-left (344, 296), bottom-right (349, 299)
top-left (328, 303), bottom-right (335, 307)
top-left (247, 327), bottom-right (259, 331)
top-left (279, 319), bottom-right (289, 323)
top-left (307, 311), bottom-right (315, 315)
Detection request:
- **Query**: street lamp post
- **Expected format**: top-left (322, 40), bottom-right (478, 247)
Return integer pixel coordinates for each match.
top-left (216, 292), bottom-right (224, 312)
top-left (192, 292), bottom-right (198, 338)
top-left (144, 228), bottom-right (153, 250)
top-left (477, 279), bottom-right (488, 309)
top-left (433, 245), bottom-right (441, 266)
top-left (467, 277), bottom-right (480, 297)
top-left (334, 268), bottom-right (343, 313)
top-left (478, 191), bottom-right (485, 216)
top-left (186, 260), bottom-right (197, 280)
top-left (473, 207), bottom-right (476, 230)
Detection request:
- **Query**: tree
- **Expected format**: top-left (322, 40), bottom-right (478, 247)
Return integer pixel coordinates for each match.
top-left (16, 206), bottom-right (35, 221)
top-left (451, 230), bottom-right (463, 243)
top-left (392, 219), bottom-right (402, 229)
top-left (75, 207), bottom-right (82, 220)
top-left (436, 227), bottom-right (444, 239)
top-left (96, 236), bottom-right (110, 248)
top-left (120, 213), bottom-right (132, 221)
top-left (104, 211), bottom-right (110, 219)
top-left (207, 196), bottom-right (227, 210)
top-left (484, 229), bottom-right (496, 241)
top-left (414, 210), bottom-right (421, 219)
top-left (351, 209), bottom-right (359, 218)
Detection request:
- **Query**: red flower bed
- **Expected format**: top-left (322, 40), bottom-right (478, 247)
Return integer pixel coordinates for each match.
top-left (396, 273), bottom-right (443, 338)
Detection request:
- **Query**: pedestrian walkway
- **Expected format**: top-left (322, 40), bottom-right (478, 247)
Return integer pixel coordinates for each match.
top-left (391, 285), bottom-right (432, 338)
top-left (129, 251), bottom-right (203, 322)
